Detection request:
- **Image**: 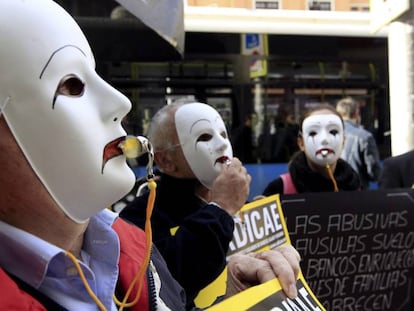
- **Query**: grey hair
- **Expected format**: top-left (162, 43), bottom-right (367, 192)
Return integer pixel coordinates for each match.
top-left (148, 102), bottom-right (184, 152)
top-left (336, 97), bottom-right (357, 119)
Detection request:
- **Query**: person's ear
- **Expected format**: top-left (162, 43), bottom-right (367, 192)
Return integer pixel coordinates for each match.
top-left (297, 135), bottom-right (305, 151)
top-left (154, 151), bottom-right (176, 174)
top-left (352, 110), bottom-right (358, 120)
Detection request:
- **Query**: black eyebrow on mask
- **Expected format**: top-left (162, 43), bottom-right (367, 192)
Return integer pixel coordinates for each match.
top-left (39, 45), bottom-right (86, 79)
top-left (190, 118), bottom-right (211, 133)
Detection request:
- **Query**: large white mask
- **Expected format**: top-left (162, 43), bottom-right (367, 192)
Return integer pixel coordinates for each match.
top-left (0, 0), bottom-right (136, 222)
top-left (302, 114), bottom-right (344, 166)
top-left (175, 103), bottom-right (233, 189)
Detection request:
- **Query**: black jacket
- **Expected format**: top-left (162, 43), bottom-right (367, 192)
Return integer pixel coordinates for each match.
top-left (120, 172), bottom-right (234, 308)
top-left (378, 149), bottom-right (414, 189)
top-left (262, 151), bottom-right (361, 195)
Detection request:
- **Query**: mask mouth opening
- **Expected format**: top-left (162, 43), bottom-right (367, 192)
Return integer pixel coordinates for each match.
top-left (316, 148), bottom-right (334, 157)
top-left (215, 155), bottom-right (230, 165)
top-left (102, 136), bottom-right (126, 173)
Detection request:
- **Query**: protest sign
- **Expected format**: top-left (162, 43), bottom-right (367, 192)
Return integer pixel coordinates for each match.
top-left (197, 195), bottom-right (289, 308)
top-left (208, 273), bottom-right (325, 311)
top-left (228, 194), bottom-right (290, 257)
top-left (202, 195), bottom-right (325, 310)
top-left (282, 189), bottom-right (414, 311)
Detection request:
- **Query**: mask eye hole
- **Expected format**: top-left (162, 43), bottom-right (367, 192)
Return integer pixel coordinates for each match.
top-left (197, 133), bottom-right (212, 142)
top-left (56, 75), bottom-right (84, 97)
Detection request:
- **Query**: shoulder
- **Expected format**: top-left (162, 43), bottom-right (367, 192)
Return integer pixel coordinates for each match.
top-left (385, 150), bottom-right (414, 162)
top-left (280, 173), bottom-right (298, 194)
top-left (119, 192), bottom-right (149, 224)
top-left (383, 150), bottom-right (414, 167)
top-left (113, 218), bottom-right (146, 249)
top-left (397, 150), bottom-right (414, 160)
top-left (344, 122), bottom-right (371, 137)
top-left (0, 269), bottom-right (46, 310)
top-left (263, 177), bottom-right (284, 196)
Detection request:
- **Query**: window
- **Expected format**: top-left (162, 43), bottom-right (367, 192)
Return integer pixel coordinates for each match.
top-left (350, 4), bottom-right (369, 12)
top-left (255, 0), bottom-right (280, 9)
top-left (308, 0), bottom-right (332, 11)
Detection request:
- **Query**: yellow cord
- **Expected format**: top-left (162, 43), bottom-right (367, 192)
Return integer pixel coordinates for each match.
top-left (65, 251), bottom-right (107, 311)
top-left (65, 178), bottom-right (157, 311)
top-left (115, 178), bottom-right (157, 310)
top-left (326, 164), bottom-right (339, 192)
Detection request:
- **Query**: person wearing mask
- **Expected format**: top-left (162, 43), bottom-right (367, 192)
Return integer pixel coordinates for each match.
top-left (262, 104), bottom-right (361, 196)
top-left (336, 97), bottom-right (381, 190)
top-left (0, 1), bottom-right (302, 310)
top-left (121, 102), bottom-right (254, 307)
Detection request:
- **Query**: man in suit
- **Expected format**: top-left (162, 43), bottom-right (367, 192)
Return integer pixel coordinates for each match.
top-left (378, 150), bottom-right (414, 189)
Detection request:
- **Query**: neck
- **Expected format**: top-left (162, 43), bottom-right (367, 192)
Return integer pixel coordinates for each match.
top-left (195, 184), bottom-right (210, 201)
top-left (307, 158), bottom-right (336, 178)
top-left (0, 186), bottom-right (89, 257)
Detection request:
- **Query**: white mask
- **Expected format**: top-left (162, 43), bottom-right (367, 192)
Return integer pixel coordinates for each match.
top-left (175, 103), bottom-right (233, 189)
top-left (0, 0), bottom-right (136, 222)
top-left (302, 114), bottom-right (344, 166)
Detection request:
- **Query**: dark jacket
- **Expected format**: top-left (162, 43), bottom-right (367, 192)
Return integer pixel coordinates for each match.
top-left (120, 172), bottom-right (234, 307)
top-left (341, 120), bottom-right (381, 189)
top-left (262, 151), bottom-right (361, 196)
top-left (378, 149), bottom-right (414, 189)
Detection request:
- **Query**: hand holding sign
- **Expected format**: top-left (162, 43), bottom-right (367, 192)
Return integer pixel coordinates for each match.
top-left (205, 195), bottom-right (326, 311)
top-left (226, 245), bottom-right (301, 299)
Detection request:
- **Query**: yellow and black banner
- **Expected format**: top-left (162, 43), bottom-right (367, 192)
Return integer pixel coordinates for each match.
top-left (195, 195), bottom-right (325, 310)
